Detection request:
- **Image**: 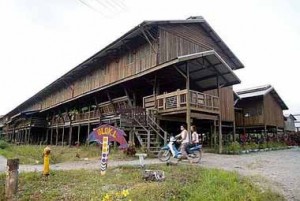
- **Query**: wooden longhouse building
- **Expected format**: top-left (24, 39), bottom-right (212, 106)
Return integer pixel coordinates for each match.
top-left (235, 85), bottom-right (288, 140)
top-left (2, 16), bottom-right (244, 153)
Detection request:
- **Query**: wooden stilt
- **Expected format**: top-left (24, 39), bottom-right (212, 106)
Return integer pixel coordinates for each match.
top-left (50, 128), bottom-right (53, 145)
top-left (186, 62), bottom-right (191, 141)
top-left (12, 128), bottom-right (15, 143)
top-left (46, 129), bottom-right (49, 144)
top-left (56, 126), bottom-right (59, 146)
top-left (28, 128), bottom-right (31, 144)
top-left (213, 120), bottom-right (217, 148)
top-left (24, 129), bottom-right (27, 144)
top-left (233, 121), bottom-right (236, 142)
top-left (264, 125), bottom-right (267, 139)
top-left (62, 126), bottom-right (65, 146)
top-left (68, 126), bottom-right (72, 146)
top-left (217, 76), bottom-right (223, 154)
top-left (87, 123), bottom-right (90, 142)
top-left (77, 125), bottom-right (81, 145)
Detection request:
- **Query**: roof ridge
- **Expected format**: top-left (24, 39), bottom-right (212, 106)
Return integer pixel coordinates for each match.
top-left (236, 84), bottom-right (271, 95)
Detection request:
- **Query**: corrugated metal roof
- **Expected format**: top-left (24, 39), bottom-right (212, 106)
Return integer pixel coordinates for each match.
top-left (235, 85), bottom-right (288, 110)
top-left (176, 50), bottom-right (241, 89)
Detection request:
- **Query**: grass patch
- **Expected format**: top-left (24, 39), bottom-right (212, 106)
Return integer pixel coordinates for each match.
top-left (0, 165), bottom-right (284, 201)
top-left (0, 145), bottom-right (135, 164)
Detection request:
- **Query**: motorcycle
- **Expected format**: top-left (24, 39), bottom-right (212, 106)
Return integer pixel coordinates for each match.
top-left (158, 136), bottom-right (202, 163)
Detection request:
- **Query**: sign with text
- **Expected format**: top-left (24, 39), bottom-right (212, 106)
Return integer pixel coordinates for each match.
top-left (87, 124), bottom-right (128, 175)
top-left (88, 124), bottom-right (128, 149)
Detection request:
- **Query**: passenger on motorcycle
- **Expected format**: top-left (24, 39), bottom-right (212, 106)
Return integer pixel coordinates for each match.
top-left (175, 124), bottom-right (190, 159)
top-left (191, 125), bottom-right (199, 146)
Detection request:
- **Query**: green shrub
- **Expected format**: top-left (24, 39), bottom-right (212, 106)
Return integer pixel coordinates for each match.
top-left (258, 142), bottom-right (267, 149)
top-left (0, 140), bottom-right (9, 149)
top-left (249, 142), bottom-right (258, 150)
top-left (242, 142), bottom-right (251, 150)
top-left (228, 141), bottom-right (241, 154)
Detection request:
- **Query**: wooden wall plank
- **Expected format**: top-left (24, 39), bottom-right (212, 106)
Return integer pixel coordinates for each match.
top-left (264, 94), bottom-right (284, 128)
top-left (26, 41), bottom-right (158, 110)
top-left (204, 87), bottom-right (235, 122)
top-left (158, 24), bottom-right (235, 68)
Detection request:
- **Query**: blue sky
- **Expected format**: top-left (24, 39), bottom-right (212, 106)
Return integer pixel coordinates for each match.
top-left (0, 0), bottom-right (299, 117)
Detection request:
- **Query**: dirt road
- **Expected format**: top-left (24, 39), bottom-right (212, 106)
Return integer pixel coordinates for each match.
top-left (1, 148), bottom-right (299, 200)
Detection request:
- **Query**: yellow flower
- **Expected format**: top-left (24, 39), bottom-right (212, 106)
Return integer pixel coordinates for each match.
top-left (102, 194), bottom-right (110, 201)
top-left (121, 189), bottom-right (129, 197)
top-left (115, 191), bottom-right (121, 198)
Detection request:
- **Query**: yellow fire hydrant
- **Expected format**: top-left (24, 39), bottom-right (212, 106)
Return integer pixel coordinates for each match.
top-left (43, 146), bottom-right (51, 177)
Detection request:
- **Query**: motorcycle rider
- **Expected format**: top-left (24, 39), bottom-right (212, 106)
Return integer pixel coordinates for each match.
top-left (175, 124), bottom-right (190, 160)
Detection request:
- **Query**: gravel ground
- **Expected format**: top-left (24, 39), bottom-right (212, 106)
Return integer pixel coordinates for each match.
top-left (1, 147), bottom-right (299, 200)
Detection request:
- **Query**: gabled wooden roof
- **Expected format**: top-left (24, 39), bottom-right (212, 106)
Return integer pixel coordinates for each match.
top-left (236, 85), bottom-right (288, 110)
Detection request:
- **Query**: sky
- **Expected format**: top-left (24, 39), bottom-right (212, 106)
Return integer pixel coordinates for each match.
top-left (0, 0), bottom-right (300, 119)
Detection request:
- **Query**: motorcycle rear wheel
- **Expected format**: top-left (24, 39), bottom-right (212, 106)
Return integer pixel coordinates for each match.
top-left (158, 150), bottom-right (171, 162)
top-left (191, 150), bottom-right (202, 163)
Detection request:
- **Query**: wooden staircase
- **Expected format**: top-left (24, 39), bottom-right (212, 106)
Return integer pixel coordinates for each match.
top-left (118, 107), bottom-right (168, 155)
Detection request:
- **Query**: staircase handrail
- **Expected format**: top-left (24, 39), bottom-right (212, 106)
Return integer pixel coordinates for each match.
top-left (146, 115), bottom-right (167, 135)
top-left (132, 116), bottom-right (149, 133)
top-left (146, 113), bottom-right (168, 144)
top-left (147, 120), bottom-right (165, 140)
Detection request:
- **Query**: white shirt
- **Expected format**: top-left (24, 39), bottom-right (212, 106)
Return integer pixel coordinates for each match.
top-left (181, 129), bottom-right (190, 144)
top-left (192, 131), bottom-right (199, 144)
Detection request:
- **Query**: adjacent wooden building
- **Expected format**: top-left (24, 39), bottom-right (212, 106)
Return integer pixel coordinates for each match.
top-left (235, 85), bottom-right (288, 137)
top-left (284, 114), bottom-right (296, 133)
top-left (2, 16), bottom-right (244, 153)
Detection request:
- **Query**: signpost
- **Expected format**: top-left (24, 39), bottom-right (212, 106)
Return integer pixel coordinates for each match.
top-left (87, 124), bottom-right (128, 175)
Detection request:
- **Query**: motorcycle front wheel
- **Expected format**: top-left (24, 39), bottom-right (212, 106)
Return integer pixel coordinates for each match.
top-left (158, 149), bottom-right (171, 162)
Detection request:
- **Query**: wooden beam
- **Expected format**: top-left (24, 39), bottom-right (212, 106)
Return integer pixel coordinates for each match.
top-left (158, 116), bottom-right (186, 122)
top-left (174, 65), bottom-right (187, 79)
top-left (192, 72), bottom-right (232, 83)
top-left (140, 27), bottom-right (157, 54)
top-left (190, 112), bottom-right (218, 121)
top-left (204, 57), bottom-right (230, 83)
top-left (217, 76), bottom-right (223, 154)
top-left (28, 128), bottom-right (31, 144)
top-left (123, 87), bottom-right (133, 107)
top-left (68, 126), bottom-right (72, 146)
top-left (62, 126), bottom-right (65, 146)
top-left (56, 126), bottom-right (58, 146)
top-left (87, 105), bottom-right (91, 142)
top-left (77, 125), bottom-right (81, 144)
top-left (107, 92), bottom-right (117, 113)
top-left (213, 120), bottom-right (217, 148)
top-left (46, 129), bottom-right (49, 144)
top-left (186, 62), bottom-right (191, 142)
top-left (50, 128), bottom-right (53, 145)
top-left (233, 121), bottom-right (236, 142)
